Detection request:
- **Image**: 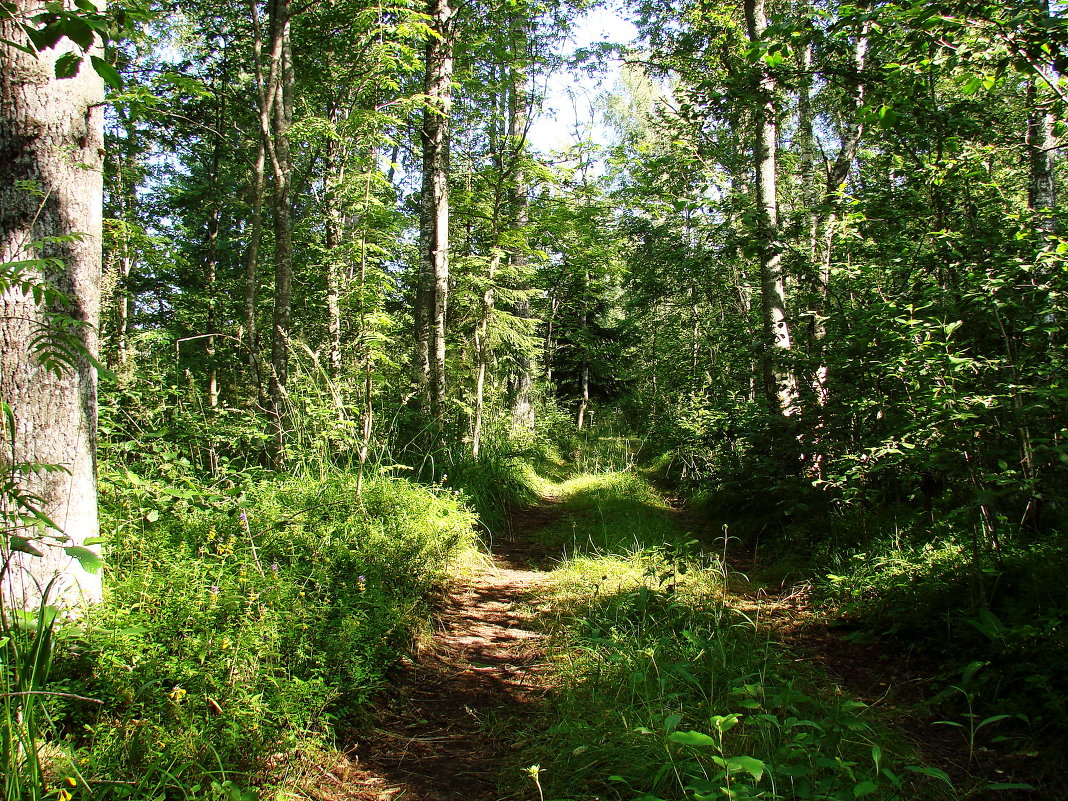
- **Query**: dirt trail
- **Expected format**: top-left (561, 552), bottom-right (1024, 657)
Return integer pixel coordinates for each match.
top-left (331, 504), bottom-right (563, 801)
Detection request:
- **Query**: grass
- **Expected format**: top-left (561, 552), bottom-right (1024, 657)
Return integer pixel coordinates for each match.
top-left (511, 471), bottom-right (955, 801)
top-left (37, 469), bottom-right (479, 799)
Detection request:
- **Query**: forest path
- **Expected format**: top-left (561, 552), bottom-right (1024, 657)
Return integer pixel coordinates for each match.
top-left (318, 468), bottom-right (997, 801)
top-left (330, 496), bottom-right (567, 801)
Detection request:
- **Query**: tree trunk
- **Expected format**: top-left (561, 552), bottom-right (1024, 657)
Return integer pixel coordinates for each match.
top-left (421, 0), bottom-right (454, 421)
top-left (266, 0), bottom-right (295, 466)
top-left (325, 102), bottom-right (348, 386)
top-left (243, 138), bottom-right (265, 367)
top-left (808, 5), bottom-right (869, 408)
top-left (577, 363), bottom-right (590, 431)
top-left (1027, 75), bottom-right (1056, 234)
top-left (744, 0), bottom-right (797, 417)
top-left (0, 11), bottom-right (104, 609)
top-left (509, 65), bottom-right (535, 434)
top-left (472, 250), bottom-right (500, 457)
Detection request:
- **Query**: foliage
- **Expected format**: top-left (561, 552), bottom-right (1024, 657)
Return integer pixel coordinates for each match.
top-left (515, 472), bottom-right (950, 801)
top-left (43, 470), bottom-right (476, 793)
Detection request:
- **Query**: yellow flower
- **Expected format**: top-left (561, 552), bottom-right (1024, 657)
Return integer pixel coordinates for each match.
top-left (57, 789), bottom-right (72, 801)
top-left (66, 778), bottom-right (77, 787)
top-left (168, 686), bottom-right (187, 703)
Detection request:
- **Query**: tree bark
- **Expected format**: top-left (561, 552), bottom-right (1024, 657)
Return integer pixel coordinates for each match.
top-left (509, 61), bottom-right (535, 434)
top-left (421, 0), bottom-right (454, 421)
top-left (0, 9), bottom-right (104, 609)
top-left (472, 250), bottom-right (499, 457)
top-left (263, 0), bottom-right (294, 465)
top-left (325, 101), bottom-right (348, 385)
top-left (744, 0), bottom-right (798, 417)
top-left (1027, 75), bottom-right (1056, 234)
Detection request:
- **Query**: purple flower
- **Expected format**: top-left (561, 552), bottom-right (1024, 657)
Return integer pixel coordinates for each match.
top-left (210, 585), bottom-right (220, 595)
top-left (239, 511), bottom-right (248, 522)
top-left (271, 563), bottom-right (279, 574)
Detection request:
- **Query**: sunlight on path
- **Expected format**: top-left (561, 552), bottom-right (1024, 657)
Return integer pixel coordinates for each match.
top-left (334, 502), bottom-right (563, 801)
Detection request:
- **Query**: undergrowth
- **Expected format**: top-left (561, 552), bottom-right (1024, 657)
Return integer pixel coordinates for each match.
top-left (514, 473), bottom-right (953, 801)
top-left (42, 470), bottom-right (477, 798)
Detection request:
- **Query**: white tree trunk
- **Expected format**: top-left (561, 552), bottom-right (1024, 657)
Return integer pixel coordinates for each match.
top-left (1, 9), bottom-right (104, 609)
top-left (744, 0), bottom-right (798, 417)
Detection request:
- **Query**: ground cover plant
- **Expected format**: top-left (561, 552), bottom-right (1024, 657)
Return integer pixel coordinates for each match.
top-left (32, 469), bottom-right (478, 798)
top-left (515, 472), bottom-right (957, 801)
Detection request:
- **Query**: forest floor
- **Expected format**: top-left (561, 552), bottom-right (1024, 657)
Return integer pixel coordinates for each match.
top-left (323, 497), bottom-right (566, 801)
top-left (312, 471), bottom-right (1029, 801)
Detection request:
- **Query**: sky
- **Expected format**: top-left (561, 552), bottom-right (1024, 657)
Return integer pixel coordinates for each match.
top-left (525, 5), bottom-right (639, 153)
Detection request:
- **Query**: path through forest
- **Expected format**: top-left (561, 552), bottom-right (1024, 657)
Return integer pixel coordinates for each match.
top-left (333, 500), bottom-right (566, 801)
top-left (321, 472), bottom-right (997, 801)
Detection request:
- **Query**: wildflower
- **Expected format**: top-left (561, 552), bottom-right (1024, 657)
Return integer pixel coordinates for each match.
top-left (66, 778), bottom-right (77, 787)
top-left (239, 510), bottom-right (248, 523)
top-left (357, 575), bottom-right (366, 592)
top-left (168, 686), bottom-right (186, 703)
top-left (57, 789), bottom-right (72, 801)
top-left (210, 585), bottom-right (220, 596)
top-left (270, 562), bottom-right (279, 574)
top-left (219, 638), bottom-right (231, 651)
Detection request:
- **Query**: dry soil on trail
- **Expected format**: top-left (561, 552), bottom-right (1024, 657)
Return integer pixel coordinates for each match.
top-left (325, 503), bottom-right (564, 801)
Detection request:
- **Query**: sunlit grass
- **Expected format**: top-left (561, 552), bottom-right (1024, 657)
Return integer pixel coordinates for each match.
top-left (511, 471), bottom-right (950, 801)
top-left (535, 471), bottom-right (692, 557)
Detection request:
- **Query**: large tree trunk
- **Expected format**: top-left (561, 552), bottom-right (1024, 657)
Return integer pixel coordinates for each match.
top-left (421, 0), bottom-right (454, 421)
top-left (1027, 76), bottom-right (1057, 234)
top-left (744, 0), bottom-right (797, 417)
top-left (0, 12), bottom-right (104, 609)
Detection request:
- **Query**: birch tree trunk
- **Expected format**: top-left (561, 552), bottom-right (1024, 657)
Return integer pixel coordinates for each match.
top-left (421, 0), bottom-right (454, 421)
top-left (1027, 76), bottom-right (1057, 235)
top-left (0, 10), bottom-right (104, 609)
top-left (744, 0), bottom-right (798, 417)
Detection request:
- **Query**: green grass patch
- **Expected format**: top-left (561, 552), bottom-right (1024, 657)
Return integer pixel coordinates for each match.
top-left (447, 455), bottom-right (548, 534)
top-left (513, 475), bottom-right (953, 801)
top-left (535, 472), bottom-right (693, 556)
top-left (45, 470), bottom-right (477, 797)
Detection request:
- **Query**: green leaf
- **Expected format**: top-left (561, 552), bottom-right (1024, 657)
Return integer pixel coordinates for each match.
top-left (905, 765), bottom-right (954, 788)
top-left (668, 730), bottom-right (717, 747)
top-left (61, 14), bottom-right (94, 48)
top-left (726, 755), bottom-right (765, 781)
top-left (54, 50), bottom-right (82, 78)
top-left (90, 54), bottom-right (122, 88)
top-left (9, 535), bottom-right (44, 557)
top-left (145, 509), bottom-right (160, 523)
top-left (663, 713), bottom-right (683, 732)
top-left (65, 545), bottom-right (102, 574)
top-left (853, 780), bottom-right (878, 797)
